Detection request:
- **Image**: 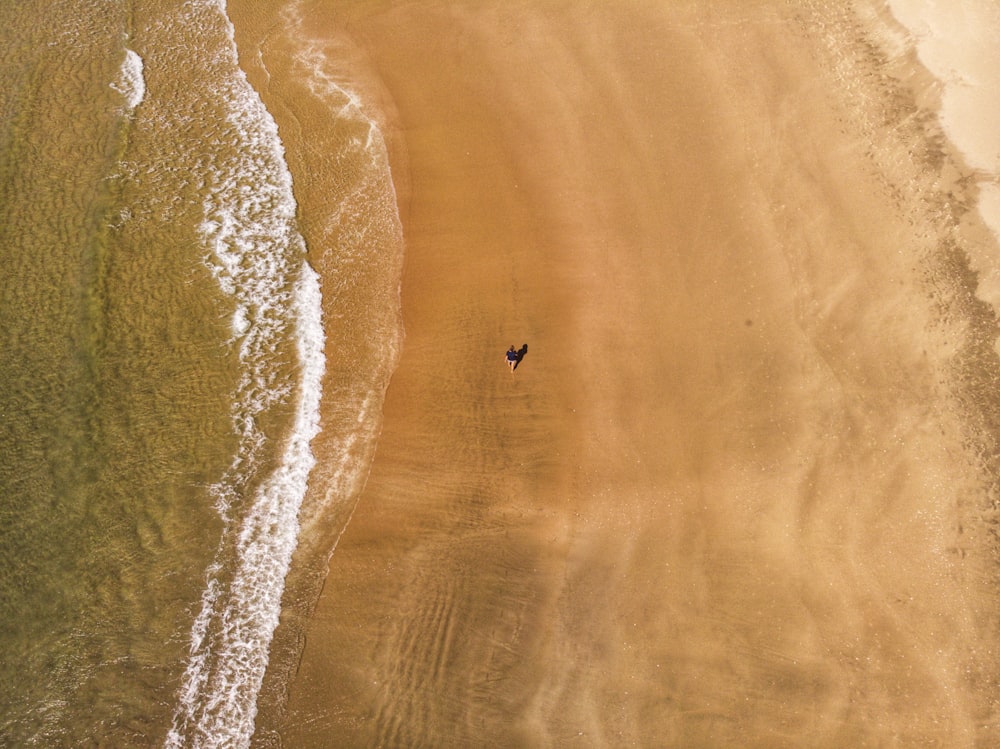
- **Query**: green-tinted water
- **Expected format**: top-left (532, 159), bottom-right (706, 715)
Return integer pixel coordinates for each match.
top-left (0, 1), bottom-right (254, 744)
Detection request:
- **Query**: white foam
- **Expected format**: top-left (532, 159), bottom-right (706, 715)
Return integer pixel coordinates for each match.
top-left (111, 48), bottom-right (145, 111)
top-left (161, 0), bottom-right (406, 740)
top-left (163, 1), bottom-right (326, 746)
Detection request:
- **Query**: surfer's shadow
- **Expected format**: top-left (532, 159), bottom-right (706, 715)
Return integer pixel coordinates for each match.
top-left (513, 343), bottom-right (528, 370)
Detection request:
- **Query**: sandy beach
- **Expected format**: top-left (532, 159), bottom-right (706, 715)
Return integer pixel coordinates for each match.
top-left (232, 1), bottom-right (1000, 746)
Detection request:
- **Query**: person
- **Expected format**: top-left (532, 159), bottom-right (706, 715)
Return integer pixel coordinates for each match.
top-left (505, 345), bottom-right (519, 372)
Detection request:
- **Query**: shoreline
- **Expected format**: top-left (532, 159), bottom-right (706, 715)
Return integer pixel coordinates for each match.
top-left (231, 1), bottom-right (1000, 746)
top-left (225, 1), bottom-right (409, 740)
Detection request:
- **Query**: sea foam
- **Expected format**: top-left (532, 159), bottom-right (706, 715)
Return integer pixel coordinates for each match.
top-left (111, 48), bottom-right (145, 111)
top-left (163, 0), bottom-right (325, 746)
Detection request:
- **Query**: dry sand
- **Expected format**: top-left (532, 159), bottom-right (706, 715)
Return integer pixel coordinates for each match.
top-left (239, 1), bottom-right (1000, 746)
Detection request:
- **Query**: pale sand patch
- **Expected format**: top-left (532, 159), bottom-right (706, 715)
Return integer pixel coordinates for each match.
top-left (237, 1), bottom-right (1000, 746)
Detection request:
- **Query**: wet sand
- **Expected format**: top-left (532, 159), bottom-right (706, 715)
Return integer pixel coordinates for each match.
top-left (253, 1), bottom-right (1000, 746)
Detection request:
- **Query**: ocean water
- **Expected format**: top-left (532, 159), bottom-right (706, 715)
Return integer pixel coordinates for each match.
top-left (0, 0), bottom-right (401, 746)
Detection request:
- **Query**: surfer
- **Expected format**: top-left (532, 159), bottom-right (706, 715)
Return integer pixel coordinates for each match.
top-left (506, 345), bottom-right (519, 372)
